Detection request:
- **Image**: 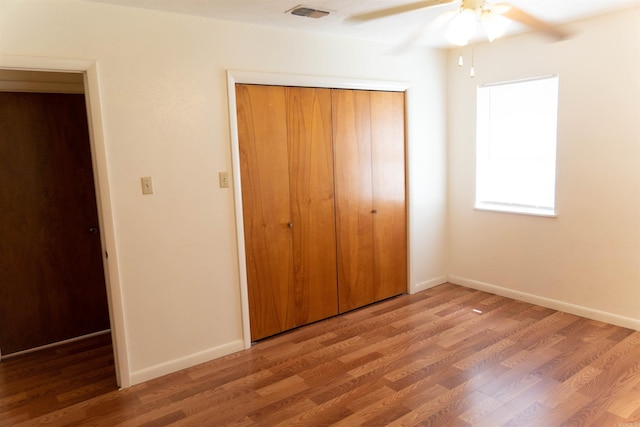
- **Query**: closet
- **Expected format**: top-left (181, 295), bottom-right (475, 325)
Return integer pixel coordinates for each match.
top-left (236, 84), bottom-right (406, 341)
top-left (332, 89), bottom-right (407, 313)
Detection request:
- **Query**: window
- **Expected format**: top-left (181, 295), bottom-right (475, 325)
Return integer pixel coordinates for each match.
top-left (475, 75), bottom-right (559, 216)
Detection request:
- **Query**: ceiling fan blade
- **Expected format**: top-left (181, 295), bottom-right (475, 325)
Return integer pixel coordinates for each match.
top-left (386, 9), bottom-right (456, 54)
top-left (496, 3), bottom-right (569, 40)
top-left (349, 0), bottom-right (457, 21)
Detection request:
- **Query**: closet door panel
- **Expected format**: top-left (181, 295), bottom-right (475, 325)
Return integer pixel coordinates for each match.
top-left (236, 84), bottom-right (295, 340)
top-left (332, 89), bottom-right (375, 312)
top-left (370, 91), bottom-right (408, 301)
top-left (286, 87), bottom-right (339, 324)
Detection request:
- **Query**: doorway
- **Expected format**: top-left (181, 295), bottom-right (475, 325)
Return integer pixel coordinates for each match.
top-left (0, 70), bottom-right (114, 382)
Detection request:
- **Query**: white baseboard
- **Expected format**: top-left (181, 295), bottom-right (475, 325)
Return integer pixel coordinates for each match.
top-left (411, 276), bottom-right (448, 294)
top-left (129, 339), bottom-right (245, 386)
top-left (448, 275), bottom-right (640, 331)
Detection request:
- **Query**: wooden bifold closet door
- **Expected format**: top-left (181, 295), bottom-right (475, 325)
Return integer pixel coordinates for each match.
top-left (236, 84), bottom-right (407, 341)
top-left (236, 84), bottom-right (338, 341)
top-left (333, 89), bottom-right (407, 313)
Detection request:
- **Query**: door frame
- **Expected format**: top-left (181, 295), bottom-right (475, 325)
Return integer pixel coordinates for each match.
top-left (0, 55), bottom-right (130, 388)
top-left (226, 71), bottom-right (411, 348)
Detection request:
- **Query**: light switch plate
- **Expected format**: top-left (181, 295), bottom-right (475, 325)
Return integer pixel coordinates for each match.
top-left (141, 176), bottom-right (153, 195)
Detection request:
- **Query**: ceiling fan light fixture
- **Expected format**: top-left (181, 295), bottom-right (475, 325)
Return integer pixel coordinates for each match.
top-left (482, 9), bottom-right (511, 42)
top-left (445, 8), bottom-right (477, 46)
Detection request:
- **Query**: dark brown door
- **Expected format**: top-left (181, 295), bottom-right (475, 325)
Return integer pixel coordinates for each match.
top-left (236, 84), bottom-right (339, 341)
top-left (0, 92), bottom-right (110, 355)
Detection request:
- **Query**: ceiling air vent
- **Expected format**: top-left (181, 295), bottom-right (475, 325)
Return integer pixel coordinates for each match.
top-left (287, 5), bottom-right (330, 19)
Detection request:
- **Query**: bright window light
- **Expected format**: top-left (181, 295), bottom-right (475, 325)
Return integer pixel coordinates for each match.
top-left (475, 75), bottom-right (559, 216)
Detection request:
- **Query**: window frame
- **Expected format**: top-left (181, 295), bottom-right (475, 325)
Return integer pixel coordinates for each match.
top-left (474, 75), bottom-right (560, 218)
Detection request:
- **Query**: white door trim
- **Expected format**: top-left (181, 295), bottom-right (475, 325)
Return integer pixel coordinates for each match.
top-left (0, 55), bottom-right (130, 388)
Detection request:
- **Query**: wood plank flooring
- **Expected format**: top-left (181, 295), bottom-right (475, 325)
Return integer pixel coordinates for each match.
top-left (2, 283), bottom-right (639, 426)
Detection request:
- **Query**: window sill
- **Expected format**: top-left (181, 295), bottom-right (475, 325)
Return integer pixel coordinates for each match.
top-left (474, 203), bottom-right (557, 218)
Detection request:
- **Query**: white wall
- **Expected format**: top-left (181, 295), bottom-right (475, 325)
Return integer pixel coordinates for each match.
top-left (448, 8), bottom-right (640, 329)
top-left (0, 0), bottom-right (448, 385)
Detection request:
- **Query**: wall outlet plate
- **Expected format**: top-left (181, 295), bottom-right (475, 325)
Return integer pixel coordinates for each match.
top-left (219, 171), bottom-right (230, 188)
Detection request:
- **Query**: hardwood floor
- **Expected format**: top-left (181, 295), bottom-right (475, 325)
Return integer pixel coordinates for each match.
top-left (0, 332), bottom-right (117, 425)
top-left (2, 283), bottom-right (639, 426)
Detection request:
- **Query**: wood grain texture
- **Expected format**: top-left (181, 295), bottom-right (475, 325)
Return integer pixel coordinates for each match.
top-left (333, 89), bottom-right (407, 313)
top-left (3, 283), bottom-right (639, 426)
top-left (285, 86), bottom-right (339, 327)
top-left (238, 86), bottom-right (407, 338)
top-left (236, 84), bottom-right (296, 340)
top-left (0, 92), bottom-right (109, 354)
top-left (332, 89), bottom-right (376, 313)
top-left (370, 90), bottom-right (407, 303)
top-left (0, 332), bottom-right (116, 426)
top-left (237, 85), bottom-right (340, 340)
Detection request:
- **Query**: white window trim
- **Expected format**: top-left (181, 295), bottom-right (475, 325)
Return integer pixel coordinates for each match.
top-left (474, 201), bottom-right (558, 217)
top-left (474, 75), bottom-right (559, 218)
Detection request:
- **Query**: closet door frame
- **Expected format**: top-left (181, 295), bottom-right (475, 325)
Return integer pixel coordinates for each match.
top-left (226, 71), bottom-right (411, 348)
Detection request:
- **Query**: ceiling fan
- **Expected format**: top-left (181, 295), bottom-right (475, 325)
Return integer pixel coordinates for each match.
top-left (350, 0), bottom-right (569, 47)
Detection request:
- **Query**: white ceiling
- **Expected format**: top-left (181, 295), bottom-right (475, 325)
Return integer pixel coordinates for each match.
top-left (85, 0), bottom-right (640, 47)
